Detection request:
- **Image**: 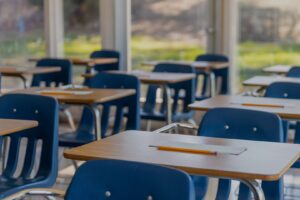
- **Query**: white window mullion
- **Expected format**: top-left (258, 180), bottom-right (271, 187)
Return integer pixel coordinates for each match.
top-left (215, 0), bottom-right (238, 94)
top-left (44, 0), bottom-right (64, 57)
top-left (100, 0), bottom-right (131, 71)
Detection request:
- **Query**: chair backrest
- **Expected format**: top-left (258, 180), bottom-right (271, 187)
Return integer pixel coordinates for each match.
top-left (287, 66), bottom-right (300, 78)
top-left (65, 159), bottom-right (195, 200)
top-left (0, 73), bottom-right (2, 89)
top-left (198, 107), bottom-right (283, 200)
top-left (31, 58), bottom-right (72, 87)
top-left (265, 82), bottom-right (300, 99)
top-left (195, 54), bottom-right (229, 95)
top-left (265, 81), bottom-right (300, 144)
top-left (198, 107), bottom-right (283, 142)
top-left (90, 50), bottom-right (120, 72)
top-left (143, 63), bottom-right (195, 117)
top-left (0, 94), bottom-right (58, 186)
top-left (78, 73), bottom-right (140, 138)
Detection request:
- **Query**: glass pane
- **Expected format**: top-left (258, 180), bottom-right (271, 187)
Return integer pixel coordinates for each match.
top-left (63, 0), bottom-right (101, 83)
top-left (238, 0), bottom-right (300, 89)
top-left (0, 0), bottom-right (45, 65)
top-left (131, 0), bottom-right (208, 71)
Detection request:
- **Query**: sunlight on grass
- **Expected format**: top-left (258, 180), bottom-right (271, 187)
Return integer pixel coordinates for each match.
top-left (131, 36), bottom-right (205, 70)
top-left (238, 41), bottom-right (300, 83)
top-left (64, 35), bottom-right (101, 58)
top-left (2, 35), bottom-right (300, 85)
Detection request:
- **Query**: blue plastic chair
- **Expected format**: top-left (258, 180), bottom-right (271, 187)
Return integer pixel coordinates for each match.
top-left (59, 73), bottom-right (140, 147)
top-left (31, 58), bottom-right (72, 87)
top-left (0, 94), bottom-right (59, 199)
top-left (195, 54), bottom-right (229, 100)
top-left (265, 82), bottom-right (300, 168)
top-left (195, 108), bottom-right (284, 200)
top-left (264, 81), bottom-right (299, 142)
top-left (31, 58), bottom-right (74, 129)
top-left (65, 159), bottom-right (195, 200)
top-left (141, 63), bottom-right (195, 123)
top-left (0, 73), bottom-right (2, 90)
top-left (287, 66), bottom-right (300, 78)
top-left (90, 50), bottom-right (120, 72)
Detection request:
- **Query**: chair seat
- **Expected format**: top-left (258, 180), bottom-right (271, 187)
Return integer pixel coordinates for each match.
top-left (0, 175), bottom-right (52, 198)
top-left (192, 176), bottom-right (209, 200)
top-left (59, 131), bottom-right (95, 148)
top-left (195, 95), bottom-right (210, 101)
top-left (195, 69), bottom-right (209, 75)
top-left (292, 159), bottom-right (300, 168)
top-left (289, 121), bottom-right (296, 129)
top-left (141, 110), bottom-right (194, 122)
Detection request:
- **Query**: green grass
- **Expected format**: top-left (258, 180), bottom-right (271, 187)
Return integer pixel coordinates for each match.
top-left (0, 32), bottom-right (45, 64)
top-left (64, 35), bottom-right (101, 58)
top-left (131, 36), bottom-right (205, 71)
top-left (238, 41), bottom-right (300, 83)
top-left (2, 35), bottom-right (300, 86)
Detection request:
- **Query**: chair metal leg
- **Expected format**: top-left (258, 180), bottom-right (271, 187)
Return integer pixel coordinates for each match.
top-left (188, 119), bottom-right (197, 126)
top-left (163, 85), bottom-right (172, 125)
top-left (3, 188), bottom-right (65, 200)
top-left (63, 109), bottom-right (76, 131)
top-left (44, 196), bottom-right (57, 200)
top-left (153, 123), bottom-right (198, 133)
top-left (240, 179), bottom-right (265, 200)
top-left (72, 159), bottom-right (79, 170)
top-left (88, 104), bottom-right (102, 140)
top-left (209, 72), bottom-right (216, 97)
top-left (146, 120), bottom-right (152, 131)
top-left (18, 75), bottom-right (28, 88)
top-left (2, 137), bottom-right (8, 171)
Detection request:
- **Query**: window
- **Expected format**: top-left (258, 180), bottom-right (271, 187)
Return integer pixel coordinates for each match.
top-left (238, 0), bottom-right (300, 88)
top-left (131, 0), bottom-right (209, 71)
top-left (63, 0), bottom-right (101, 82)
top-left (0, 0), bottom-right (45, 65)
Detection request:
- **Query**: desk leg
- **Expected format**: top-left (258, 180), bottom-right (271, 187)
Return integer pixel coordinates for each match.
top-left (86, 63), bottom-right (95, 75)
top-left (88, 104), bottom-right (102, 140)
top-left (240, 179), bottom-right (265, 200)
top-left (209, 72), bottom-right (216, 97)
top-left (19, 75), bottom-right (28, 88)
top-left (86, 67), bottom-right (92, 74)
top-left (163, 85), bottom-right (172, 125)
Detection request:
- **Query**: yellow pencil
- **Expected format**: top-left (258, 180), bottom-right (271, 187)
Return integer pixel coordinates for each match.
top-left (241, 103), bottom-right (284, 108)
top-left (152, 145), bottom-right (217, 155)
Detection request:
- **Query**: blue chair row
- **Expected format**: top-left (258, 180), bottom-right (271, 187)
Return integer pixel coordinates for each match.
top-left (264, 81), bottom-right (300, 168)
top-left (0, 94), bottom-right (195, 199)
top-left (34, 53), bottom-right (228, 103)
top-left (156, 107), bottom-right (284, 200)
top-left (195, 54), bottom-right (230, 100)
top-left (140, 54), bottom-right (229, 126)
top-left (31, 50), bottom-right (120, 129)
top-left (196, 108), bottom-right (283, 200)
top-left (33, 49), bottom-right (120, 87)
top-left (60, 61), bottom-right (196, 146)
top-left (84, 52), bottom-right (229, 127)
top-left (0, 94), bottom-right (59, 199)
top-left (90, 51), bottom-right (229, 102)
top-left (141, 63), bottom-right (195, 124)
top-left (193, 68), bottom-right (300, 199)
top-left (59, 73), bottom-right (140, 147)
top-left (141, 54), bottom-right (229, 127)
top-left (81, 56), bottom-right (228, 130)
